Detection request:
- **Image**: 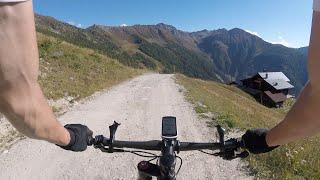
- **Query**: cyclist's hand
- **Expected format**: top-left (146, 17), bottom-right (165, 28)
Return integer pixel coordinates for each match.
top-left (58, 124), bottom-right (93, 152)
top-left (242, 129), bottom-right (278, 154)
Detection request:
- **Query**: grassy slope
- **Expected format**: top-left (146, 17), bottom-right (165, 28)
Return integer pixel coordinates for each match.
top-left (176, 74), bottom-right (320, 179)
top-left (37, 33), bottom-right (143, 100)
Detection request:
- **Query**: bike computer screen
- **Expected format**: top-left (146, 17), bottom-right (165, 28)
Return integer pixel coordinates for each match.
top-left (162, 116), bottom-right (177, 138)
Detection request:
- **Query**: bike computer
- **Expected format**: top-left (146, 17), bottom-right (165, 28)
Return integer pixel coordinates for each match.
top-left (162, 116), bottom-right (177, 138)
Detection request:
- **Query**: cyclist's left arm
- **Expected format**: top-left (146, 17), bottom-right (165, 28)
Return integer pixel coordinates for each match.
top-left (0, 0), bottom-right (71, 146)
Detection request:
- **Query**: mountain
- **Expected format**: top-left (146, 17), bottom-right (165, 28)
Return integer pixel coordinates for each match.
top-left (35, 14), bottom-right (308, 95)
top-left (196, 28), bottom-right (308, 93)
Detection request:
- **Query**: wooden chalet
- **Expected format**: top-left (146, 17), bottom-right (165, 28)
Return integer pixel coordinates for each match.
top-left (241, 72), bottom-right (294, 108)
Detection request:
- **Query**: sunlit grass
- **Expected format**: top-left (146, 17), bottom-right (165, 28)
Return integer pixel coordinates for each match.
top-left (37, 33), bottom-right (144, 100)
top-left (176, 74), bottom-right (320, 179)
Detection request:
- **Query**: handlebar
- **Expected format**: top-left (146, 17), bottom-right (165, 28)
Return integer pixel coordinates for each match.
top-left (89, 135), bottom-right (223, 151)
top-left (91, 136), bottom-right (162, 150)
top-left (88, 121), bottom-right (249, 160)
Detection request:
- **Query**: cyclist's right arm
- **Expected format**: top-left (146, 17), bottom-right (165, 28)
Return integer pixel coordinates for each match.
top-left (265, 2), bottom-right (320, 147)
top-left (243, 1), bottom-right (320, 154)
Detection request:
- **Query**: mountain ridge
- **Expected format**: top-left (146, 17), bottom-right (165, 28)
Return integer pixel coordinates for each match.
top-left (35, 14), bottom-right (308, 95)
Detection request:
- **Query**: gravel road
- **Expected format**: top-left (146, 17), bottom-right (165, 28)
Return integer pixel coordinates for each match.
top-left (0, 74), bottom-right (252, 180)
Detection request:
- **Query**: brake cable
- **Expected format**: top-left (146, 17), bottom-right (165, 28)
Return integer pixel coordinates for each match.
top-left (96, 144), bottom-right (184, 176)
top-left (176, 156), bottom-right (183, 176)
top-left (95, 145), bottom-right (160, 159)
top-left (129, 150), bottom-right (160, 158)
top-left (198, 149), bottom-right (218, 156)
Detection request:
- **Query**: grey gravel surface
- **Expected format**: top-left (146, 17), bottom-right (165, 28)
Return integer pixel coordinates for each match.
top-left (0, 74), bottom-right (252, 180)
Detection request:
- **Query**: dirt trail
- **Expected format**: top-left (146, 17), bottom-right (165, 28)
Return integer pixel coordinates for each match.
top-left (0, 74), bottom-right (252, 180)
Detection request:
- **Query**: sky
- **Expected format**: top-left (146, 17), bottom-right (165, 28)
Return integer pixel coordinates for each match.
top-left (33, 0), bottom-right (313, 48)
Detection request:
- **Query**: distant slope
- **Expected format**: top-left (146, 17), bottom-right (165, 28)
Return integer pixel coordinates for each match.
top-left (35, 14), bottom-right (308, 95)
top-left (176, 74), bottom-right (320, 179)
top-left (37, 33), bottom-right (142, 100)
top-left (35, 15), bottom-right (221, 81)
top-left (36, 15), bottom-right (159, 71)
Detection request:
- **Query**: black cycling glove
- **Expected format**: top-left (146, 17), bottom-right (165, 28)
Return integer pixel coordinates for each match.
top-left (242, 129), bottom-right (279, 154)
top-left (58, 124), bottom-right (93, 152)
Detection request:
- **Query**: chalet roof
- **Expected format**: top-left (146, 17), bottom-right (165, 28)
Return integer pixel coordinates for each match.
top-left (241, 72), bottom-right (294, 90)
top-left (265, 79), bottom-right (294, 90)
top-left (257, 72), bottom-right (294, 90)
top-left (258, 72), bottom-right (290, 82)
top-left (264, 91), bottom-right (287, 103)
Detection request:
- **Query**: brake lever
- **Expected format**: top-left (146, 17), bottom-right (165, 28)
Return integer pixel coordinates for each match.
top-left (237, 150), bottom-right (249, 158)
top-left (94, 145), bottom-right (126, 153)
top-left (214, 137), bottom-right (249, 160)
top-left (108, 121), bottom-right (121, 153)
top-left (92, 136), bottom-right (125, 153)
top-left (213, 149), bottom-right (249, 160)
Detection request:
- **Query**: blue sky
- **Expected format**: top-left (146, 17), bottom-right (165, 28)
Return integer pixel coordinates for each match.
top-left (33, 0), bottom-right (313, 48)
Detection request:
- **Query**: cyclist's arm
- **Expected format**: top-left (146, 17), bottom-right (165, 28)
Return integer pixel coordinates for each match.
top-left (266, 10), bottom-right (320, 146)
top-left (0, 1), bottom-right (70, 146)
